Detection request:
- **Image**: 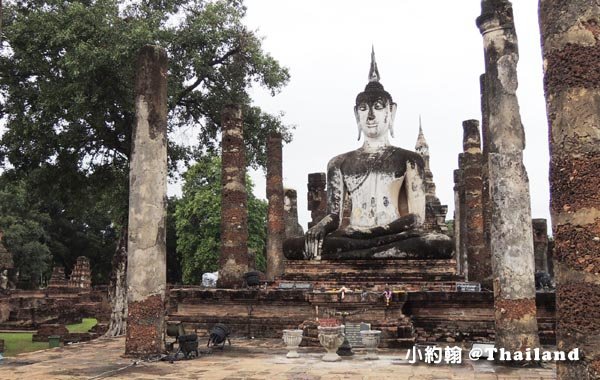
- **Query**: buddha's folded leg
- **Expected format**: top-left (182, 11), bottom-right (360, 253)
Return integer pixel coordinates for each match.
top-left (322, 232), bottom-right (453, 260)
top-left (323, 230), bottom-right (426, 251)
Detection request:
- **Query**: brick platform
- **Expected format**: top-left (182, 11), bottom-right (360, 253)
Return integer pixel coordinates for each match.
top-left (280, 259), bottom-right (462, 290)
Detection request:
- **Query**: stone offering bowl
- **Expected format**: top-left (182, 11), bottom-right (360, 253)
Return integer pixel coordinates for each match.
top-left (282, 329), bottom-right (304, 358)
top-left (360, 330), bottom-right (382, 360)
top-left (317, 325), bottom-right (345, 362)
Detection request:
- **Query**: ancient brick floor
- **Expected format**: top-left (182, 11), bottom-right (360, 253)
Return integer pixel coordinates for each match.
top-left (0, 337), bottom-right (556, 379)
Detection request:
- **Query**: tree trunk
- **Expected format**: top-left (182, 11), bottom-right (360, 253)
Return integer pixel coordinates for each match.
top-left (105, 226), bottom-right (128, 337)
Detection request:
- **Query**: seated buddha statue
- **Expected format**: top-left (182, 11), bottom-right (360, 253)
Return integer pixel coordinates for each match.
top-left (283, 50), bottom-right (453, 260)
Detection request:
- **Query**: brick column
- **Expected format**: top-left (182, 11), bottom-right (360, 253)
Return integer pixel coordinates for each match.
top-left (307, 173), bottom-right (327, 229)
top-left (126, 45), bottom-right (168, 356)
top-left (266, 132), bottom-right (284, 281)
top-left (539, 1), bottom-right (600, 377)
top-left (477, 0), bottom-right (540, 353)
top-left (218, 105), bottom-right (248, 288)
top-left (461, 120), bottom-right (491, 288)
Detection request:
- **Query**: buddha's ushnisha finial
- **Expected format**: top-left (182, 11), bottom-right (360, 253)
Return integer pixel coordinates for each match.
top-left (368, 45), bottom-right (380, 83)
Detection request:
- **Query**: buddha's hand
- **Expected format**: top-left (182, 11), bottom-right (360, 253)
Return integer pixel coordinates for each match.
top-left (305, 224), bottom-right (326, 259)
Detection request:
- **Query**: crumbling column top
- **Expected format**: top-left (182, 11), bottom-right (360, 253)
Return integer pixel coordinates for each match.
top-left (476, 0), bottom-right (514, 33)
top-left (462, 120), bottom-right (482, 153)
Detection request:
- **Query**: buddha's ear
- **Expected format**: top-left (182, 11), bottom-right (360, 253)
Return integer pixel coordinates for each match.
top-left (389, 103), bottom-right (397, 138)
top-left (354, 106), bottom-right (362, 141)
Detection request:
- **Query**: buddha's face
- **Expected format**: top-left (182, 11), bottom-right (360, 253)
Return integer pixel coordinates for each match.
top-left (355, 97), bottom-right (396, 139)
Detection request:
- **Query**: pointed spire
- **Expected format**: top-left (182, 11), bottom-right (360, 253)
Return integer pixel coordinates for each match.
top-left (368, 45), bottom-right (380, 83)
top-left (415, 115), bottom-right (429, 152)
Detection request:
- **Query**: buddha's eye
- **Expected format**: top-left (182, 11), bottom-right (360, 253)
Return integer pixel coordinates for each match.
top-left (358, 103), bottom-right (368, 111)
top-left (374, 100), bottom-right (385, 110)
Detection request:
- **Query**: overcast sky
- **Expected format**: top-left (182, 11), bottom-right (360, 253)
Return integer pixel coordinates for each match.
top-left (179, 1), bottom-right (551, 231)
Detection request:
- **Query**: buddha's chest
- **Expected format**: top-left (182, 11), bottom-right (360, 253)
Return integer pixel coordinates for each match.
top-left (344, 171), bottom-right (403, 227)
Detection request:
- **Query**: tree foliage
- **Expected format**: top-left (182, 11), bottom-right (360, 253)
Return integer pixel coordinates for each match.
top-left (175, 155), bottom-right (266, 284)
top-left (0, 178), bottom-right (52, 287)
top-left (0, 0), bottom-right (290, 284)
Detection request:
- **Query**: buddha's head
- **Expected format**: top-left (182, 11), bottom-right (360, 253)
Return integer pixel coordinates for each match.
top-left (354, 48), bottom-right (397, 140)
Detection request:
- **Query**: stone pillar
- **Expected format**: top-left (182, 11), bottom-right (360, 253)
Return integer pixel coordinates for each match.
top-left (126, 45), bottom-right (168, 356)
top-left (479, 73), bottom-right (493, 285)
top-left (284, 189), bottom-right (304, 238)
top-left (218, 105), bottom-right (248, 288)
top-left (266, 132), bottom-right (284, 281)
top-left (456, 158), bottom-right (469, 278)
top-left (453, 169), bottom-right (463, 276)
top-left (461, 120), bottom-right (491, 288)
top-left (539, 2), bottom-right (600, 377)
top-left (477, 1), bottom-right (540, 353)
top-left (532, 219), bottom-right (549, 274)
top-left (307, 173), bottom-right (327, 229)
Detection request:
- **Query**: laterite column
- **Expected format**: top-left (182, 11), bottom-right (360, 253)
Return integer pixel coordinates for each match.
top-left (462, 120), bottom-right (491, 288)
top-left (539, 1), bottom-right (600, 377)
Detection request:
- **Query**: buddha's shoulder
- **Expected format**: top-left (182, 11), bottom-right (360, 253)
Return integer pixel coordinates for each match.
top-left (327, 146), bottom-right (424, 169)
top-left (327, 150), bottom-right (357, 168)
top-left (386, 146), bottom-right (425, 166)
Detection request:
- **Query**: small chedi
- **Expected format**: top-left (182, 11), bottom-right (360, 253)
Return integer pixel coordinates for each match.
top-left (284, 49), bottom-right (452, 260)
top-left (68, 256), bottom-right (92, 289)
top-left (48, 266), bottom-right (69, 288)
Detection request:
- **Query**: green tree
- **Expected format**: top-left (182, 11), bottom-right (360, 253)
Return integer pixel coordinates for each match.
top-left (0, 0), bottom-right (290, 283)
top-left (0, 178), bottom-right (52, 287)
top-left (166, 196), bottom-right (182, 284)
top-left (176, 156), bottom-right (266, 284)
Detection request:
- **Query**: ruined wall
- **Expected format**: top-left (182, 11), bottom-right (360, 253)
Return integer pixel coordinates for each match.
top-left (218, 105), bottom-right (249, 288)
top-left (0, 288), bottom-right (111, 329)
top-left (539, 1), bottom-right (600, 378)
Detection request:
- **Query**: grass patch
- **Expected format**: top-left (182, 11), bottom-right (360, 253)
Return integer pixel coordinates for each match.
top-left (0, 318), bottom-right (98, 357)
top-left (66, 318), bottom-right (98, 333)
top-left (0, 332), bottom-right (48, 357)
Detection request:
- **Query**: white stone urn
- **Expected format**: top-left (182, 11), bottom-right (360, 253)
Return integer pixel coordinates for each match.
top-left (360, 330), bottom-right (382, 360)
top-left (317, 325), bottom-right (345, 362)
top-left (282, 329), bottom-right (304, 358)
